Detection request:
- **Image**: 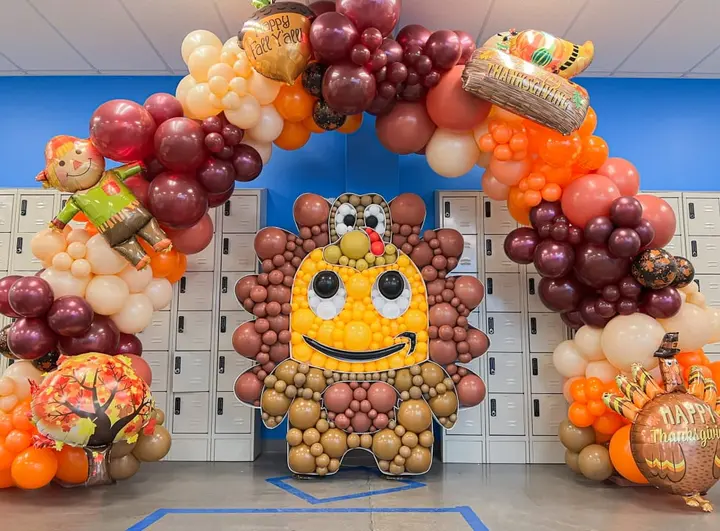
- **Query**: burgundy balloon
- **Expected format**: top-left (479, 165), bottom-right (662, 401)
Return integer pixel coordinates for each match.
top-left (196, 157), bottom-right (236, 193)
top-left (573, 243), bottom-right (630, 289)
top-left (222, 124), bottom-right (243, 147)
top-left (143, 156), bottom-right (166, 181)
top-left (336, 0), bottom-right (401, 36)
top-left (617, 298), bottom-right (638, 315)
top-left (609, 196), bottom-right (643, 228)
top-left (309, 12), bottom-right (359, 63)
top-left (635, 218), bottom-right (656, 248)
top-left (57, 315), bottom-right (120, 356)
top-left (143, 93), bottom-right (184, 126)
top-left (164, 213), bottom-right (214, 255)
top-left (380, 38), bottom-right (404, 63)
top-left (561, 311), bottom-right (584, 330)
top-left (642, 287), bottom-right (682, 319)
top-left (204, 132), bottom-right (225, 153)
top-left (568, 226), bottom-right (584, 246)
top-left (530, 201), bottom-right (562, 228)
top-left (454, 30), bottom-right (476, 65)
top-left (7, 277), bottom-right (53, 318)
top-left (533, 240), bottom-right (575, 279)
top-left (367, 95), bottom-right (396, 116)
top-left (154, 117), bottom-right (207, 172)
top-left (595, 299), bottom-right (617, 318)
top-left (7, 318), bottom-right (57, 360)
top-left (387, 61), bottom-right (408, 83)
top-left (208, 184), bottom-right (235, 208)
top-left (147, 172), bottom-right (208, 229)
top-left (504, 227), bottom-right (540, 265)
top-left (602, 285), bottom-right (621, 302)
top-left (89, 99), bottom-right (156, 162)
top-left (538, 276), bottom-right (583, 312)
top-left (424, 30), bottom-right (462, 70)
top-left (350, 44), bottom-right (371, 65)
top-left (361, 28), bottom-right (383, 51)
top-left (322, 62), bottom-right (377, 115)
top-left (124, 175), bottom-right (150, 206)
top-left (309, 0), bottom-right (335, 16)
top-left (232, 144), bottom-right (263, 182)
top-left (618, 276), bottom-right (643, 299)
top-left (46, 296), bottom-right (94, 337)
top-left (584, 216), bottom-right (614, 244)
top-left (396, 24), bottom-right (431, 49)
top-left (579, 297), bottom-right (611, 328)
top-left (607, 228), bottom-right (641, 258)
top-left (202, 116), bottom-right (224, 134)
top-left (369, 49), bottom-right (387, 71)
top-left (115, 332), bottom-right (143, 356)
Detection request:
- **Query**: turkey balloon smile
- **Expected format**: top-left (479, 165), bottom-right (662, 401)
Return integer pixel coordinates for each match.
top-left (303, 331), bottom-right (417, 362)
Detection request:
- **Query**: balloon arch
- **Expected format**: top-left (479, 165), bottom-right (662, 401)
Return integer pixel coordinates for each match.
top-left (0, 0), bottom-right (719, 511)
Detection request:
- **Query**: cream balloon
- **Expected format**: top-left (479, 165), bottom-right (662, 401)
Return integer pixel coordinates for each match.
top-left (209, 76), bottom-right (230, 97)
top-left (85, 275), bottom-right (130, 315)
top-left (471, 119), bottom-right (489, 145)
top-left (241, 137), bottom-right (273, 165)
top-left (229, 76), bottom-right (249, 96)
top-left (85, 235), bottom-right (127, 275)
top-left (186, 83), bottom-right (221, 119)
top-left (246, 105), bottom-right (284, 143)
top-left (51, 252), bottom-right (73, 271)
top-left (687, 292), bottom-right (706, 308)
top-left (574, 326), bottom-right (605, 361)
top-left (705, 306), bottom-right (720, 344)
top-left (248, 70), bottom-right (282, 105)
top-left (584, 360), bottom-right (618, 383)
top-left (426, 129), bottom-right (479, 178)
top-left (678, 290), bottom-right (687, 304)
top-left (224, 95), bottom-right (261, 129)
top-left (181, 30), bottom-right (222, 64)
top-left (66, 241), bottom-right (87, 259)
top-left (41, 267), bottom-right (90, 298)
top-left (30, 229), bottom-right (67, 262)
top-left (208, 62), bottom-right (235, 82)
top-left (679, 281), bottom-right (699, 295)
top-left (188, 45), bottom-right (222, 83)
top-left (481, 172), bottom-right (509, 200)
top-left (601, 313), bottom-right (665, 372)
top-left (657, 302), bottom-right (712, 351)
top-left (70, 259), bottom-right (92, 278)
top-left (3, 360), bottom-right (43, 401)
top-left (175, 75), bottom-right (198, 111)
top-left (118, 264), bottom-right (152, 294)
top-left (552, 340), bottom-right (588, 378)
top-left (221, 91), bottom-right (242, 110)
top-left (562, 376), bottom-right (581, 403)
top-left (111, 293), bottom-right (154, 334)
top-left (143, 278), bottom-right (173, 311)
top-left (233, 55), bottom-right (253, 78)
top-left (67, 229), bottom-right (91, 244)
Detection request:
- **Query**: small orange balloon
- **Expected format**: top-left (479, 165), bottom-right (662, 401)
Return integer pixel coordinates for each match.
top-left (523, 189), bottom-right (542, 207)
top-left (491, 124), bottom-right (512, 144)
top-left (150, 249), bottom-right (180, 279)
top-left (593, 412), bottom-right (623, 435)
top-left (676, 349), bottom-right (707, 368)
top-left (568, 402), bottom-right (594, 428)
top-left (0, 467), bottom-right (13, 488)
top-left (338, 113), bottom-right (363, 134)
top-left (609, 425), bottom-right (648, 483)
top-left (0, 442), bottom-right (15, 471)
top-left (274, 82), bottom-right (314, 123)
top-left (577, 107), bottom-right (597, 137)
top-left (11, 402), bottom-right (33, 432)
top-left (478, 134), bottom-right (496, 152)
top-left (509, 133), bottom-right (528, 152)
top-left (493, 144), bottom-right (513, 161)
top-left (507, 187), bottom-right (531, 226)
top-left (303, 115), bottom-right (326, 134)
top-left (576, 135), bottom-right (609, 171)
top-left (587, 399), bottom-right (606, 417)
top-left (4, 430), bottom-right (32, 454)
top-left (0, 412), bottom-right (12, 437)
top-left (526, 173), bottom-right (545, 191)
top-left (166, 252), bottom-right (187, 284)
top-left (570, 379), bottom-right (587, 403)
top-left (541, 183), bottom-right (562, 202)
top-left (55, 445), bottom-right (89, 485)
top-left (539, 131), bottom-right (582, 167)
top-left (274, 121), bottom-right (311, 151)
top-left (585, 377), bottom-right (605, 400)
top-left (11, 447), bottom-right (58, 490)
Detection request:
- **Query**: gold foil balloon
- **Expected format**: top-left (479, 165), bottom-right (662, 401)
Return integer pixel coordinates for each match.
top-left (239, 2), bottom-right (314, 84)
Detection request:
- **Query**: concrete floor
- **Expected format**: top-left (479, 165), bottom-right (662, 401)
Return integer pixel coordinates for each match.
top-left (1, 455), bottom-right (719, 530)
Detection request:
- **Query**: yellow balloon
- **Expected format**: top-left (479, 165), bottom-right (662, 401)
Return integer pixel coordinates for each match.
top-left (181, 30), bottom-right (222, 64)
top-left (344, 321), bottom-right (371, 351)
top-left (208, 75), bottom-right (229, 96)
top-left (233, 52), bottom-right (253, 78)
top-left (346, 274), bottom-right (371, 299)
top-left (248, 70), bottom-right (282, 105)
top-left (208, 62), bottom-right (235, 81)
top-left (188, 45), bottom-right (222, 83)
top-left (224, 95), bottom-right (262, 129)
top-left (186, 83), bottom-right (221, 119)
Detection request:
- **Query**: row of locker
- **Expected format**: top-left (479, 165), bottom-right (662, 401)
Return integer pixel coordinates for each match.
top-left (145, 350), bottom-right (250, 394)
top-left (136, 310), bottom-right (250, 351)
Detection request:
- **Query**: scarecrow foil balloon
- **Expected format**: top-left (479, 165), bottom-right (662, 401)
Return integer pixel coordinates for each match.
top-left (36, 135), bottom-right (172, 270)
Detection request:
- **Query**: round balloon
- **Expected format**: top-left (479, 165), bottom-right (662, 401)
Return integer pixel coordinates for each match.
top-left (600, 313), bottom-right (665, 372)
top-left (635, 194), bottom-right (676, 249)
top-left (561, 174), bottom-right (621, 228)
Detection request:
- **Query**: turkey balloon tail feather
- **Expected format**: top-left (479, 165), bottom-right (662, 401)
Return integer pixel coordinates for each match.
top-left (688, 366), bottom-right (707, 400)
top-left (602, 392), bottom-right (639, 423)
top-left (703, 378), bottom-right (718, 408)
top-left (615, 374), bottom-right (650, 408)
top-left (631, 364), bottom-right (664, 399)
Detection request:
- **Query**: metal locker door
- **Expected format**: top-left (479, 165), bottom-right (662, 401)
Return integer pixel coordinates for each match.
top-left (482, 197), bottom-right (517, 235)
top-left (684, 196), bottom-right (720, 236)
top-left (186, 235), bottom-right (216, 272)
top-left (17, 194), bottom-right (55, 233)
top-left (0, 195), bottom-right (14, 233)
top-left (439, 196), bottom-right (478, 233)
top-left (688, 237), bottom-right (720, 275)
top-left (453, 235), bottom-right (478, 274)
top-left (220, 272), bottom-right (252, 311)
top-left (144, 351), bottom-right (169, 392)
top-left (488, 439), bottom-right (526, 463)
top-left (166, 438), bottom-right (209, 461)
top-left (532, 394), bottom-right (568, 436)
top-left (175, 311), bottom-right (213, 351)
top-left (484, 273), bottom-right (522, 313)
top-left (526, 274), bottom-right (547, 313)
top-left (488, 394), bottom-right (526, 436)
top-left (222, 195), bottom-right (259, 233)
top-left (663, 235), bottom-right (684, 258)
top-left (451, 403), bottom-right (483, 435)
top-left (11, 233), bottom-right (43, 272)
top-left (172, 352), bottom-right (211, 392)
top-left (0, 234), bottom-right (10, 271)
top-left (153, 392), bottom-right (168, 413)
top-left (486, 313), bottom-right (523, 352)
top-left (217, 353), bottom-right (252, 392)
top-left (215, 391), bottom-right (252, 434)
top-left (218, 311), bottom-right (253, 352)
top-left (528, 313), bottom-right (566, 353)
top-left (178, 272), bottom-right (215, 311)
top-left (487, 352), bottom-right (523, 393)
top-left (221, 234), bottom-right (257, 272)
top-left (531, 441), bottom-right (565, 464)
top-left (136, 311), bottom-right (171, 351)
top-left (483, 235), bottom-right (519, 273)
top-left (172, 392), bottom-right (210, 434)
top-left (530, 352), bottom-right (563, 394)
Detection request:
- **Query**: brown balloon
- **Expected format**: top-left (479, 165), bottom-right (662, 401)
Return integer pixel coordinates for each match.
top-left (275, 359), bottom-right (300, 384)
top-left (110, 440), bottom-right (136, 458)
top-left (453, 276), bottom-right (484, 309)
top-left (294, 193), bottom-right (330, 227)
top-left (375, 102), bottom-right (436, 155)
top-left (397, 399), bottom-right (432, 433)
top-left (565, 450), bottom-right (581, 474)
top-left (456, 374), bottom-right (486, 407)
top-left (254, 227), bottom-right (288, 260)
top-left (393, 369), bottom-right (413, 392)
top-left (578, 444), bottom-right (613, 481)
top-left (429, 392), bottom-right (458, 418)
top-left (109, 454), bottom-right (141, 481)
top-left (429, 339), bottom-right (458, 365)
top-left (372, 429), bottom-right (402, 461)
top-left (429, 303), bottom-right (459, 327)
top-left (133, 426), bottom-right (172, 462)
top-left (233, 321), bottom-right (263, 359)
top-left (320, 428), bottom-right (348, 459)
top-left (409, 242), bottom-right (433, 268)
top-left (289, 398), bottom-right (321, 430)
top-left (235, 275), bottom-right (259, 303)
top-left (286, 427), bottom-right (303, 446)
top-left (436, 229), bottom-right (464, 259)
top-left (558, 418), bottom-right (596, 453)
top-left (390, 193), bottom-right (427, 226)
top-left (404, 445), bottom-right (432, 474)
top-left (420, 363), bottom-right (445, 387)
top-left (304, 368), bottom-right (327, 393)
top-left (288, 443), bottom-right (317, 474)
top-left (262, 389), bottom-right (292, 416)
top-left (154, 408), bottom-right (166, 426)
top-left (466, 329), bottom-right (489, 358)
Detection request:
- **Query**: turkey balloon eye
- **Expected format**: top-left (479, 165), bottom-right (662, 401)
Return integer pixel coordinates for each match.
top-left (313, 271), bottom-right (339, 299)
top-left (377, 271), bottom-right (403, 300)
top-left (363, 204), bottom-right (386, 235)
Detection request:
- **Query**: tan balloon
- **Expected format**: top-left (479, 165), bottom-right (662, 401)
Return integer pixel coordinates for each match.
top-left (574, 326), bottom-right (605, 361)
top-left (558, 418), bottom-right (595, 452)
top-left (109, 454), bottom-right (141, 481)
top-left (552, 340), bottom-right (588, 378)
top-left (584, 360), bottom-right (619, 383)
top-left (85, 235), bottom-right (127, 275)
top-left (687, 292), bottom-right (706, 308)
top-left (240, 137), bottom-right (272, 165)
top-left (428, 392), bottom-right (458, 418)
top-left (705, 306), bottom-right (720, 344)
top-left (86, 275), bottom-right (130, 315)
top-left (288, 398), bottom-right (321, 430)
top-left (658, 302), bottom-right (712, 351)
top-left (175, 75), bottom-right (197, 114)
top-left (287, 428), bottom-right (303, 446)
top-left (404, 446), bottom-right (431, 474)
top-left (426, 129), bottom-right (480, 178)
top-left (601, 313), bottom-right (664, 372)
top-left (143, 278), bottom-right (173, 310)
top-left (31, 229), bottom-right (66, 262)
top-left (262, 389), bottom-right (291, 416)
top-left (67, 229), bottom-right (91, 245)
top-left (154, 408), bottom-right (166, 425)
top-left (225, 95), bottom-right (262, 129)
top-left (110, 440), bottom-right (136, 458)
top-left (248, 71), bottom-right (282, 105)
top-left (41, 267), bottom-right (90, 298)
top-left (66, 242), bottom-right (87, 259)
top-left (372, 429), bottom-right (402, 461)
top-left (319, 428), bottom-right (348, 459)
top-left (110, 293), bottom-right (154, 334)
top-left (246, 105), bottom-right (284, 143)
top-left (119, 264), bottom-right (152, 294)
top-left (133, 426), bottom-right (172, 462)
top-left (578, 444), bottom-right (613, 481)
top-left (70, 259), bottom-right (92, 278)
top-left (288, 444), bottom-right (316, 474)
top-left (3, 361), bottom-right (43, 401)
top-left (181, 30), bottom-right (222, 64)
top-left (186, 83), bottom-right (222, 119)
top-left (565, 450), bottom-right (581, 474)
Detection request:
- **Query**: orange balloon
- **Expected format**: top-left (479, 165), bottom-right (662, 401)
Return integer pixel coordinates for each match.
top-left (526, 173), bottom-right (545, 191)
top-left (84, 222), bottom-right (98, 236)
top-left (274, 121), bottom-right (311, 151)
top-left (55, 445), bottom-right (89, 485)
top-left (11, 447), bottom-right (58, 490)
top-left (4, 430), bottom-right (31, 454)
top-left (303, 115), bottom-right (326, 134)
top-left (12, 402), bottom-right (33, 432)
top-left (0, 467), bottom-right (13, 488)
top-left (0, 442), bottom-right (15, 471)
top-left (709, 361), bottom-right (720, 385)
top-left (507, 187), bottom-right (531, 226)
top-left (73, 211), bottom-right (88, 223)
top-left (509, 132), bottom-right (528, 153)
top-left (166, 252), bottom-right (187, 284)
top-left (491, 124), bottom-right (512, 144)
top-left (609, 425), bottom-right (648, 483)
top-left (587, 399), bottom-right (606, 417)
top-left (568, 402), bottom-right (595, 428)
top-left (569, 379), bottom-right (587, 403)
top-left (493, 144), bottom-right (513, 161)
top-left (150, 249), bottom-right (180, 279)
top-left (593, 412), bottom-right (623, 435)
top-left (577, 107), bottom-right (597, 137)
top-left (0, 412), bottom-right (12, 437)
top-left (541, 183), bottom-right (562, 202)
top-left (595, 431), bottom-right (613, 444)
top-left (523, 190), bottom-right (542, 207)
top-left (676, 349), bottom-right (707, 368)
top-left (338, 113), bottom-right (363, 134)
top-left (539, 131), bottom-right (582, 167)
top-left (576, 135), bottom-right (609, 171)
top-left (585, 377), bottom-right (605, 400)
top-left (274, 82), bottom-right (314, 123)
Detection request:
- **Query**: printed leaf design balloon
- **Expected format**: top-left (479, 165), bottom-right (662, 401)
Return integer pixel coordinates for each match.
top-left (239, 1), bottom-right (314, 84)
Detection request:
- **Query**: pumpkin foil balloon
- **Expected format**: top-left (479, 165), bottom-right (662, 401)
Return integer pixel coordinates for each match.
top-left (31, 353), bottom-right (153, 448)
top-left (239, 1), bottom-right (314, 84)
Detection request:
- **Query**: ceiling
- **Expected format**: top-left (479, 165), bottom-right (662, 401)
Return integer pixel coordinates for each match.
top-left (1, 0), bottom-right (719, 78)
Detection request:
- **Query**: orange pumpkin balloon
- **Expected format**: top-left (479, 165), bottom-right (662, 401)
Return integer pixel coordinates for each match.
top-left (338, 113), bottom-right (363, 134)
top-left (609, 425), bottom-right (648, 483)
top-left (55, 445), bottom-right (89, 485)
top-left (150, 249), bottom-right (180, 279)
top-left (11, 447), bottom-right (58, 490)
top-left (274, 82), bottom-right (314, 123)
top-left (274, 121), bottom-right (311, 151)
top-left (166, 252), bottom-right (188, 284)
top-left (507, 186), bottom-right (531, 226)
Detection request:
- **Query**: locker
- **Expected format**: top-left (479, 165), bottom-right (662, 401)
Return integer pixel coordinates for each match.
top-left (442, 435), bottom-right (484, 464)
top-left (221, 234), bottom-right (257, 272)
top-left (530, 352), bottom-right (563, 394)
top-left (166, 438), bottom-right (209, 461)
top-left (453, 235), bottom-right (478, 274)
top-left (531, 441), bottom-right (565, 464)
top-left (222, 195), bottom-right (260, 233)
top-left (529, 313), bottom-right (566, 352)
top-left (172, 392), bottom-right (210, 434)
top-left (137, 311), bottom-right (171, 351)
top-left (684, 196), bottom-right (720, 236)
top-left (215, 391), bottom-right (253, 433)
top-left (439, 196), bottom-right (478, 234)
top-left (688, 237), bottom-right (720, 274)
top-left (217, 352), bottom-right (252, 392)
top-left (11, 233), bottom-right (43, 272)
top-left (172, 352), bottom-right (211, 392)
top-left (488, 394), bottom-right (526, 436)
top-left (468, 311), bottom-right (480, 331)
top-left (485, 313), bottom-right (523, 352)
top-left (483, 235), bottom-right (518, 273)
top-left (654, 195), bottom-right (682, 235)
top-left (220, 271), bottom-right (253, 311)
top-left (663, 235), bottom-right (684, 258)
top-left (482, 197), bottom-right (517, 235)
top-left (175, 311), bottom-right (213, 351)
top-left (186, 235), bottom-right (216, 272)
top-left (218, 311), bottom-right (253, 352)
top-left (449, 401), bottom-right (483, 435)
top-left (178, 272), bottom-right (215, 311)
top-left (532, 394), bottom-right (568, 436)
top-left (0, 195), bottom-right (14, 233)
top-left (487, 352), bottom-right (523, 394)
top-left (144, 351), bottom-right (169, 392)
top-left (153, 392), bottom-right (168, 413)
top-left (17, 194), bottom-right (55, 233)
top-left (526, 274), bottom-right (548, 313)
top-left (214, 438), bottom-right (256, 461)
top-left (59, 195), bottom-right (86, 230)
top-left (0, 234), bottom-right (10, 271)
top-left (488, 439), bottom-right (526, 463)
top-left (484, 273), bottom-right (521, 313)
top-left (693, 276), bottom-right (720, 307)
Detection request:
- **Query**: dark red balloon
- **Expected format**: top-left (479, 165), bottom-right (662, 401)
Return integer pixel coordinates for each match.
top-left (322, 63), bottom-right (377, 115)
top-left (538, 276), bottom-right (584, 312)
top-left (380, 38), bottom-right (404, 63)
top-left (635, 219), bottom-right (656, 248)
top-left (143, 156), bottom-right (166, 181)
top-left (609, 196), bottom-right (643, 228)
top-left (232, 144), bottom-right (263, 182)
top-left (90, 99), bottom-right (156, 162)
top-left (154, 117), bottom-right (207, 172)
top-left (424, 30), bottom-right (462, 70)
top-left (208, 184), bottom-right (235, 208)
top-left (574, 243), bottom-right (630, 289)
top-left (561, 310), bottom-right (583, 330)
top-left (309, 12), bottom-right (359, 63)
top-left (8, 277), bottom-right (54, 318)
top-left (115, 333), bottom-right (143, 356)
top-left (0, 275), bottom-right (22, 318)
top-left (124, 175), bottom-right (150, 206)
top-left (7, 318), bottom-right (57, 360)
top-left (58, 315), bottom-right (120, 356)
top-left (164, 214), bottom-right (214, 255)
top-left (147, 172), bottom-right (209, 230)
top-left (579, 297), bottom-right (611, 328)
top-left (197, 157), bottom-right (236, 193)
top-left (607, 228), bottom-right (641, 258)
top-left (336, 0), bottom-right (401, 36)
top-left (396, 24), bottom-right (431, 49)
top-left (504, 227), bottom-right (539, 265)
top-left (530, 201), bottom-right (562, 228)
top-left (584, 216), bottom-right (614, 244)
top-left (641, 287), bottom-right (682, 319)
top-left (454, 30), bottom-right (476, 65)
top-left (46, 296), bottom-right (94, 337)
top-left (309, 0), bottom-right (335, 15)
top-left (144, 93), bottom-right (184, 126)
top-left (533, 240), bottom-right (575, 279)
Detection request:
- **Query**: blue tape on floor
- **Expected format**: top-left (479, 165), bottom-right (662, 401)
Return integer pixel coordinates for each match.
top-left (127, 506), bottom-right (489, 531)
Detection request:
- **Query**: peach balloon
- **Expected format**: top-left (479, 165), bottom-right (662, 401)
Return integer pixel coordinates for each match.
top-left (188, 45), bottom-right (222, 82)
top-left (66, 242), bottom-right (87, 259)
top-left (66, 229), bottom-right (91, 244)
top-left (85, 275), bottom-right (130, 315)
top-left (186, 83), bottom-right (221, 119)
top-left (426, 129), bottom-right (479, 178)
top-left (481, 172), bottom-right (510, 201)
top-left (3, 361), bottom-right (43, 401)
top-left (657, 302), bottom-right (712, 352)
top-left (70, 259), bottom-right (92, 278)
top-left (144, 278), bottom-right (173, 311)
top-left (585, 360), bottom-right (619, 383)
top-left (118, 264), bottom-right (153, 294)
top-left (241, 137), bottom-right (272, 165)
top-left (30, 229), bottom-right (66, 262)
top-left (85, 235), bottom-right (127, 275)
top-left (248, 71), bottom-right (282, 105)
top-left (225, 95), bottom-right (262, 129)
top-left (111, 294), bottom-right (154, 334)
top-left (51, 252), bottom-right (73, 271)
top-left (41, 268), bottom-right (90, 298)
top-left (246, 105), bottom-right (284, 143)
top-left (601, 313), bottom-right (664, 372)
top-left (181, 30), bottom-right (222, 64)
top-left (489, 157), bottom-right (532, 186)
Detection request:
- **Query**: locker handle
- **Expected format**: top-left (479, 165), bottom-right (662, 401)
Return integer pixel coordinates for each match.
top-left (223, 237), bottom-right (229, 255)
top-left (487, 316), bottom-right (494, 334)
top-left (221, 276), bottom-right (228, 293)
top-left (174, 397), bottom-right (181, 415)
top-left (219, 356), bottom-right (226, 374)
top-left (217, 397), bottom-right (224, 415)
top-left (174, 356), bottom-right (182, 374)
top-left (220, 315), bottom-right (227, 333)
top-left (224, 201), bottom-right (231, 216)
top-left (533, 399), bottom-right (540, 417)
top-left (15, 236), bottom-right (23, 254)
top-left (178, 316), bottom-right (185, 333)
top-left (528, 278), bottom-right (535, 295)
top-left (443, 200), bottom-right (450, 219)
top-left (489, 357), bottom-right (495, 375)
top-left (490, 399), bottom-right (497, 417)
top-left (484, 200), bottom-right (491, 218)
top-left (531, 358), bottom-right (538, 376)
top-left (530, 317), bottom-right (537, 335)
top-left (20, 200), bottom-right (27, 216)
top-left (694, 279), bottom-right (700, 290)
top-left (180, 277), bottom-right (187, 293)
top-left (691, 240), bottom-right (697, 257)
top-left (688, 202), bottom-right (695, 219)
top-left (61, 199), bottom-right (67, 209)
top-left (485, 238), bottom-right (492, 256)
top-left (486, 277), bottom-right (493, 295)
